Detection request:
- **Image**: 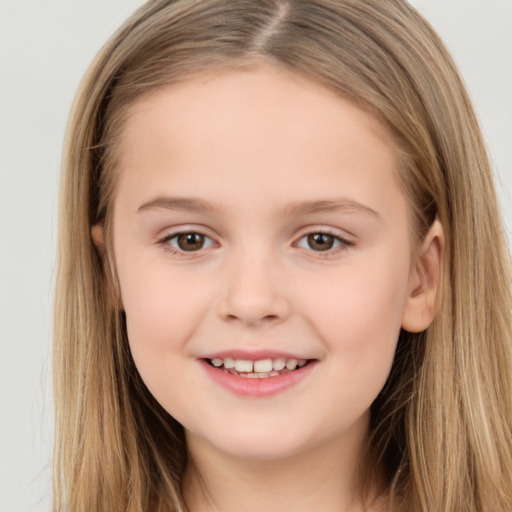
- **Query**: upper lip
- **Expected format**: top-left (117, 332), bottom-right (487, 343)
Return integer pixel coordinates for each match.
top-left (198, 349), bottom-right (315, 361)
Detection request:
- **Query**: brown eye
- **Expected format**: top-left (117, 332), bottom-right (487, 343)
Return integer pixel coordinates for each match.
top-left (296, 232), bottom-right (348, 253)
top-left (177, 233), bottom-right (205, 251)
top-left (307, 233), bottom-right (335, 251)
top-left (168, 232), bottom-right (214, 252)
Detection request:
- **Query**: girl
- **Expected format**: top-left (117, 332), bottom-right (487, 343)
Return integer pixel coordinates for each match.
top-left (53, 1), bottom-right (512, 511)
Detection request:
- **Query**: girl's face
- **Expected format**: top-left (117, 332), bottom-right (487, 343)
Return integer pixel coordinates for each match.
top-left (109, 65), bottom-right (431, 462)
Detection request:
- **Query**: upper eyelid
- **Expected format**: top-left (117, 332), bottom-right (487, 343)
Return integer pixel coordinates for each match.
top-left (159, 231), bottom-right (216, 245)
top-left (157, 225), bottom-right (217, 241)
top-left (294, 225), bottom-right (355, 241)
top-left (297, 231), bottom-right (350, 242)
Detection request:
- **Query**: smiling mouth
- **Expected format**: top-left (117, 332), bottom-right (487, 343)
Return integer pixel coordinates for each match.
top-left (205, 357), bottom-right (311, 378)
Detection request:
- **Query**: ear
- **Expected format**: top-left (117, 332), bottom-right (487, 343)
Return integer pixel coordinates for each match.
top-left (401, 219), bottom-right (445, 333)
top-left (91, 224), bottom-right (105, 256)
top-left (91, 223), bottom-right (124, 310)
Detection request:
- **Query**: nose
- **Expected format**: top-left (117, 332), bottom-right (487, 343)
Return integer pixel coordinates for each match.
top-left (216, 251), bottom-right (292, 327)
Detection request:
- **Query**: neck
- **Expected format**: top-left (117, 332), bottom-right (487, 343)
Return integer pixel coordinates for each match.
top-left (182, 416), bottom-right (383, 512)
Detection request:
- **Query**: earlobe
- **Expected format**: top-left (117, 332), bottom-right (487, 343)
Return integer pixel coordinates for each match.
top-left (91, 224), bottom-right (105, 256)
top-left (401, 219), bottom-right (445, 333)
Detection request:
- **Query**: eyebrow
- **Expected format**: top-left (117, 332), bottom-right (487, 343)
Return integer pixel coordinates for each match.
top-left (284, 199), bottom-right (382, 221)
top-left (137, 196), bottom-right (382, 221)
top-left (138, 196), bottom-right (220, 214)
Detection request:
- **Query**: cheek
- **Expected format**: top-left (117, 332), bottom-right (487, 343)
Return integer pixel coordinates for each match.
top-left (117, 259), bottom-right (210, 363)
top-left (118, 263), bottom-right (214, 414)
top-left (302, 262), bottom-right (409, 419)
top-left (303, 251), bottom-right (410, 368)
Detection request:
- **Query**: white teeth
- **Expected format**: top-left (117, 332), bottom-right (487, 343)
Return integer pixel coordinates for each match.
top-left (223, 357), bottom-right (235, 369)
top-left (234, 359), bottom-right (253, 372)
top-left (286, 359), bottom-right (298, 370)
top-left (272, 358), bottom-right (286, 371)
top-left (254, 359), bottom-right (273, 372)
top-left (209, 357), bottom-right (309, 374)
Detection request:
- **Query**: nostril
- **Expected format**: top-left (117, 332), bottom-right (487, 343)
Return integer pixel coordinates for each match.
top-left (223, 312), bottom-right (281, 325)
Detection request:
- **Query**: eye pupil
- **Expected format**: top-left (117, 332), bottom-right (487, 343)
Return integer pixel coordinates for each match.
top-left (177, 233), bottom-right (205, 251)
top-left (308, 233), bottom-right (334, 251)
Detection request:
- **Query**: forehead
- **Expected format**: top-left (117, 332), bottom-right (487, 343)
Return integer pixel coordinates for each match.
top-left (120, 64), bottom-right (394, 156)
top-left (113, 65), bottom-right (404, 220)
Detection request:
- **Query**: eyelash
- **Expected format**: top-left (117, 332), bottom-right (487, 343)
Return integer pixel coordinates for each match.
top-left (295, 230), bottom-right (354, 257)
top-left (157, 229), bottom-right (354, 257)
top-left (158, 231), bottom-right (216, 256)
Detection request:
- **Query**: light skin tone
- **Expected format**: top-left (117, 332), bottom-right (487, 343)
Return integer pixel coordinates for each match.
top-left (93, 65), bottom-right (443, 512)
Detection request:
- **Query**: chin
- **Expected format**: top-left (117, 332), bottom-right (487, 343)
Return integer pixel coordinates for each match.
top-left (198, 424), bottom-right (337, 463)
top-left (186, 424), bottom-right (311, 461)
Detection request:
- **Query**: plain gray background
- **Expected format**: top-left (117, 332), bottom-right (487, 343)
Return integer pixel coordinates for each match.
top-left (1, 1), bottom-right (511, 511)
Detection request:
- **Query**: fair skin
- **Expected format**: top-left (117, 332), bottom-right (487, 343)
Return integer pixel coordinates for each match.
top-left (93, 65), bottom-right (443, 512)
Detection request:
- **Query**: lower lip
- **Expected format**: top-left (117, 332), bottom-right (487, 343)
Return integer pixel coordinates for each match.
top-left (199, 360), bottom-right (317, 397)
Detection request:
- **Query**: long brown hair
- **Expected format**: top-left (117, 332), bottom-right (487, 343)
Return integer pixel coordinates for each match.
top-left (54, 1), bottom-right (512, 510)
